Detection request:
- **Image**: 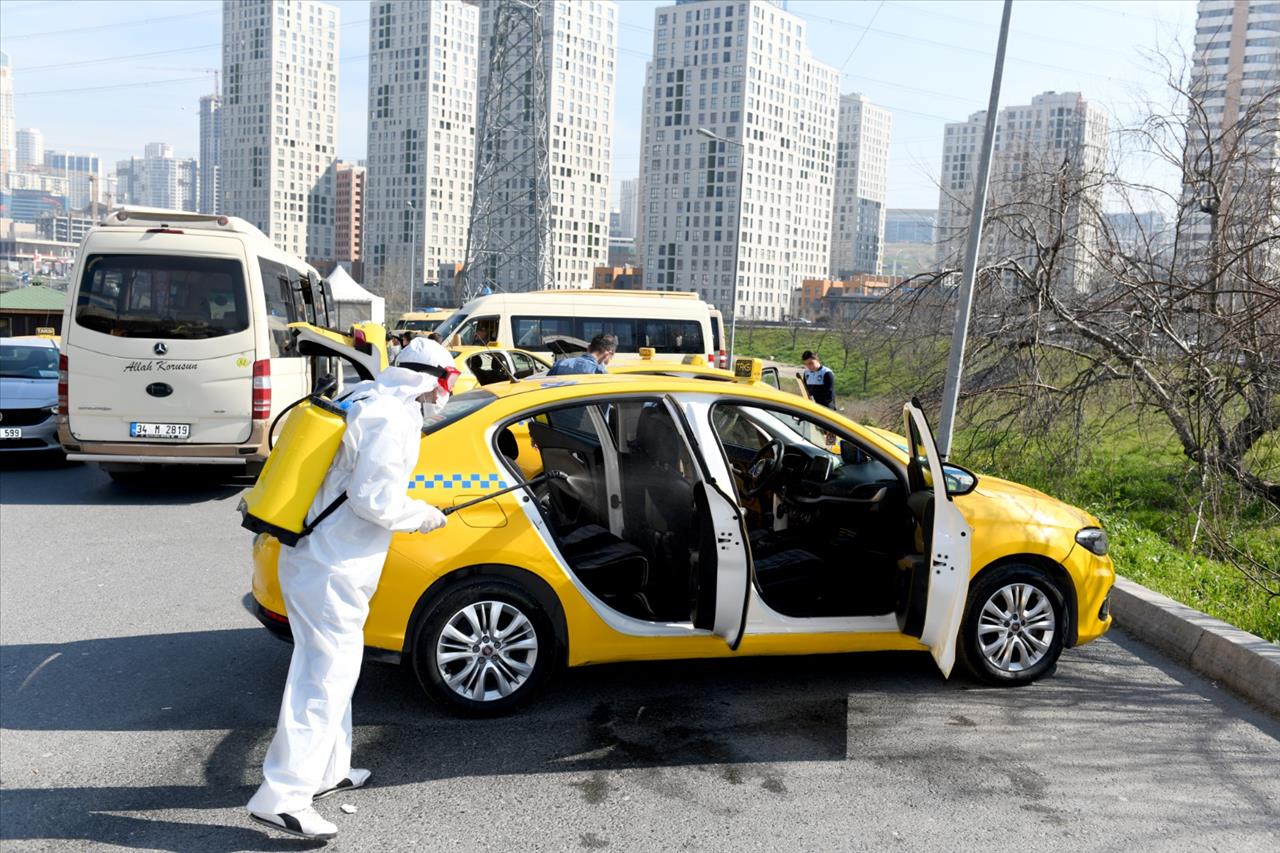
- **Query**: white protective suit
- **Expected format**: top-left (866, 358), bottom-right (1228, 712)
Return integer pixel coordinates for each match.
top-left (247, 340), bottom-right (455, 816)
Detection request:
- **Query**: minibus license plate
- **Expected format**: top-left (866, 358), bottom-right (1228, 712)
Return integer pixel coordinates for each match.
top-left (130, 422), bottom-right (190, 439)
top-left (1, 428), bottom-right (21, 439)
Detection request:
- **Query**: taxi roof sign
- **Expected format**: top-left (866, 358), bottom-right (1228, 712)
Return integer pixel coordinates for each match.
top-left (35, 326), bottom-right (56, 336)
top-left (733, 357), bottom-right (763, 384)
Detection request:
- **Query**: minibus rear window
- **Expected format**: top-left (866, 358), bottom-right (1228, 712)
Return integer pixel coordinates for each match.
top-left (75, 254), bottom-right (249, 340)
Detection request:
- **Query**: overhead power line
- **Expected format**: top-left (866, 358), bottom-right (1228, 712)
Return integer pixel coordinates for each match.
top-left (20, 43), bottom-right (220, 73)
top-left (15, 75), bottom-right (211, 98)
top-left (0, 9), bottom-right (217, 41)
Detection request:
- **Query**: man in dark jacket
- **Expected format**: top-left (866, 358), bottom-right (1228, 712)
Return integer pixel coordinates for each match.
top-left (801, 350), bottom-right (836, 409)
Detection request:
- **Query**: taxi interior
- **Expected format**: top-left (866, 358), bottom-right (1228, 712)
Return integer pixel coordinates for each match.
top-left (495, 396), bottom-right (917, 625)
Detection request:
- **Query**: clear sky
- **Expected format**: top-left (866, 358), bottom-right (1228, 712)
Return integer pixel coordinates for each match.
top-left (0, 0), bottom-right (1197, 212)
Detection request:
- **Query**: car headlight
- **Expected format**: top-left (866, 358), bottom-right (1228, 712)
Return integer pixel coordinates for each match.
top-left (1076, 527), bottom-right (1109, 556)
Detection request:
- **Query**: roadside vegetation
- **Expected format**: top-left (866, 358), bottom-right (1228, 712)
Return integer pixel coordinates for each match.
top-left (740, 327), bottom-right (1279, 643)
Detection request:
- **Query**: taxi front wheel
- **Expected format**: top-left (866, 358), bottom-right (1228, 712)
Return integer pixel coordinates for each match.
top-left (958, 564), bottom-right (1066, 686)
top-left (411, 579), bottom-right (557, 717)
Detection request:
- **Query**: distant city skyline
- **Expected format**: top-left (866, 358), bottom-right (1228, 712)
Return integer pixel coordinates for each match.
top-left (0, 1), bottom-right (1197, 213)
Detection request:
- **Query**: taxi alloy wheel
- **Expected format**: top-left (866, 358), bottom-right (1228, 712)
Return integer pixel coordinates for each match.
top-left (436, 600), bottom-right (539, 701)
top-left (412, 578), bottom-right (555, 717)
top-left (959, 564), bottom-right (1066, 686)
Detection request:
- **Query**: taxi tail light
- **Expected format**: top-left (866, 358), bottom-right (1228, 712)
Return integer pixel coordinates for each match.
top-left (717, 349), bottom-right (728, 369)
top-left (57, 354), bottom-right (68, 413)
top-left (252, 359), bottom-right (271, 419)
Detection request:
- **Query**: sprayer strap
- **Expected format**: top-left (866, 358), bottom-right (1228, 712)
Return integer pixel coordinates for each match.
top-left (301, 492), bottom-right (349, 537)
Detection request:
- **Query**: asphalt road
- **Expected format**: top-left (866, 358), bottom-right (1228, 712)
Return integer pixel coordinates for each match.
top-left (2, 457), bottom-right (1277, 852)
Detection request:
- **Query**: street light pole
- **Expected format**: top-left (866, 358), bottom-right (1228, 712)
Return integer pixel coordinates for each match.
top-left (697, 127), bottom-right (744, 364)
top-left (935, 0), bottom-right (1013, 460)
top-left (406, 201), bottom-right (417, 315)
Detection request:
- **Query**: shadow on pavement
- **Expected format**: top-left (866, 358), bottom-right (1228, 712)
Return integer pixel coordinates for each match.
top-left (0, 456), bottom-right (249, 506)
top-left (2, 626), bottom-right (1278, 850)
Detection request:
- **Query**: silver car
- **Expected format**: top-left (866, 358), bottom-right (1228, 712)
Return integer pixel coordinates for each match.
top-left (0, 337), bottom-right (61, 454)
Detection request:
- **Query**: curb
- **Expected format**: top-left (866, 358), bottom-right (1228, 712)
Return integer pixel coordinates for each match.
top-left (1110, 575), bottom-right (1280, 716)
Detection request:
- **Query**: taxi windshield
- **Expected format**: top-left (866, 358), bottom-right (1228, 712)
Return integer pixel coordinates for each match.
top-left (0, 344), bottom-right (59, 379)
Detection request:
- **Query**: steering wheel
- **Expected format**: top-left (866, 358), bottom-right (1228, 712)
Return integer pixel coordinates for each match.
top-left (742, 439), bottom-right (784, 498)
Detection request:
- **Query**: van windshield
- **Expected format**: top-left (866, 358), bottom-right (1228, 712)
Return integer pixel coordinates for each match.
top-left (75, 254), bottom-right (250, 340)
top-left (433, 310), bottom-right (469, 340)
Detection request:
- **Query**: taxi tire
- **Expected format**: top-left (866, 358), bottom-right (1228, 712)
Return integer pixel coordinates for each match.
top-left (411, 578), bottom-right (557, 717)
top-left (958, 564), bottom-right (1066, 686)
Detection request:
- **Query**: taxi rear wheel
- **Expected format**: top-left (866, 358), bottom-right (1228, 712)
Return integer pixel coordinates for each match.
top-left (411, 579), bottom-right (556, 717)
top-left (959, 564), bottom-right (1066, 686)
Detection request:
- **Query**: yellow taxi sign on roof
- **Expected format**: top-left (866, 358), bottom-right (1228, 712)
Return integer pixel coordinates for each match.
top-left (35, 326), bottom-right (56, 336)
top-left (680, 353), bottom-right (707, 366)
top-left (638, 347), bottom-right (656, 360)
top-left (733, 357), bottom-right (763, 384)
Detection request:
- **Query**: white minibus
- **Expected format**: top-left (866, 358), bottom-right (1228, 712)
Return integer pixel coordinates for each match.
top-left (59, 208), bottom-right (336, 479)
top-left (434, 289), bottom-right (726, 365)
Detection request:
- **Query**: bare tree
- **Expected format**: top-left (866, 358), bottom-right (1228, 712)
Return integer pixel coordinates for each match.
top-left (852, 62), bottom-right (1280, 595)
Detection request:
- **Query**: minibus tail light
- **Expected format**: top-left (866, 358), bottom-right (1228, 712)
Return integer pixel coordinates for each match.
top-left (252, 360), bottom-right (271, 419)
top-left (58, 354), bottom-right (68, 413)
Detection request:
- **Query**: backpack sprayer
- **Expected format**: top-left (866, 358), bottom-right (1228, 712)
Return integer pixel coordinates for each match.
top-left (239, 391), bottom-right (556, 546)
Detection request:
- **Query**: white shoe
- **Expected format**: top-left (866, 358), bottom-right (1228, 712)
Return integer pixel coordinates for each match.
top-left (250, 806), bottom-right (338, 840)
top-left (314, 768), bottom-right (372, 802)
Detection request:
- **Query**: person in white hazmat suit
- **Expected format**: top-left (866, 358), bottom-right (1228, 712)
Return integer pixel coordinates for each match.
top-left (248, 337), bottom-right (461, 840)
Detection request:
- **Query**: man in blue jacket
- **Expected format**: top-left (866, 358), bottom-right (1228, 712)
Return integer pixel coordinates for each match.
top-left (547, 333), bottom-right (617, 375)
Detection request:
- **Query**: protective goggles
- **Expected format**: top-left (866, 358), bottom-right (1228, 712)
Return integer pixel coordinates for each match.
top-left (400, 362), bottom-right (462, 393)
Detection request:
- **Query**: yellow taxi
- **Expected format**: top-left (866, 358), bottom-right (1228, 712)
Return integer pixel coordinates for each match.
top-left (248, 343), bottom-right (1115, 717)
top-left (448, 345), bottom-right (551, 393)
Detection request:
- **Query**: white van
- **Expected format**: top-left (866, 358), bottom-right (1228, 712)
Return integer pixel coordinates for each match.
top-left (58, 208), bottom-right (334, 479)
top-left (434, 289), bottom-right (726, 365)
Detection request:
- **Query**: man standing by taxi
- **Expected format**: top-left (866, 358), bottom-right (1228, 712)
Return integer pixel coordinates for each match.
top-left (802, 350), bottom-right (836, 410)
top-left (547, 333), bottom-right (617, 376)
top-left (247, 338), bottom-right (460, 840)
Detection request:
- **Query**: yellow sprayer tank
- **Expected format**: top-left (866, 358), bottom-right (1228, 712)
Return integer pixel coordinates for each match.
top-left (239, 396), bottom-right (349, 546)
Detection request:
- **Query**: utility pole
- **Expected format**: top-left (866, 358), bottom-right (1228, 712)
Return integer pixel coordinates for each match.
top-left (407, 201), bottom-right (417, 315)
top-left (696, 127), bottom-right (745, 363)
top-left (935, 0), bottom-right (1013, 460)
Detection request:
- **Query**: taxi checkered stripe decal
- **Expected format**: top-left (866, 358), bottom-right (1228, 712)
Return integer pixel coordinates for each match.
top-left (408, 473), bottom-right (508, 490)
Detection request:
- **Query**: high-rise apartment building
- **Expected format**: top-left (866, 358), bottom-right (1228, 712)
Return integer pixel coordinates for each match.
top-left (222, 0), bottom-right (339, 264)
top-left (43, 151), bottom-right (102, 210)
top-left (617, 176), bottom-right (639, 239)
top-left (364, 0), bottom-right (477, 303)
top-left (829, 93), bottom-right (891, 277)
top-left (116, 143), bottom-right (198, 211)
top-left (471, 0), bottom-right (618, 291)
top-left (16, 128), bottom-right (43, 172)
top-left (0, 51), bottom-right (14, 175)
top-left (199, 94), bottom-right (222, 215)
top-left (1183, 0), bottom-right (1280, 251)
top-left (638, 0), bottom-right (839, 321)
top-left (334, 160), bottom-right (365, 268)
top-left (937, 91), bottom-right (1108, 293)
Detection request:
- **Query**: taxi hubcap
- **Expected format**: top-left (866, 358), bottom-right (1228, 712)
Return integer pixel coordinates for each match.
top-left (437, 601), bottom-right (538, 701)
top-left (977, 583), bottom-right (1055, 672)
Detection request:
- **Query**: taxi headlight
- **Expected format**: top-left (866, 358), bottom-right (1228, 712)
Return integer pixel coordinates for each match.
top-left (1076, 527), bottom-right (1109, 556)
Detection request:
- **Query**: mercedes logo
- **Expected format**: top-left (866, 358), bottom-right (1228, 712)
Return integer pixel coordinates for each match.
top-left (153, 342), bottom-right (168, 356)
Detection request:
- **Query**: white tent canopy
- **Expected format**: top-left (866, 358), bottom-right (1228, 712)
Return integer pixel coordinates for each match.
top-left (325, 265), bottom-right (385, 327)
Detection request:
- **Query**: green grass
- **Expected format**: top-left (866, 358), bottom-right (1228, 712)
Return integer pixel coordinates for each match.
top-left (739, 327), bottom-right (1280, 643)
top-left (975, 421), bottom-right (1279, 643)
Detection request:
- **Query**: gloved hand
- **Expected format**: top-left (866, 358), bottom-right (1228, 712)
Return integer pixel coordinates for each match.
top-left (417, 505), bottom-right (447, 534)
